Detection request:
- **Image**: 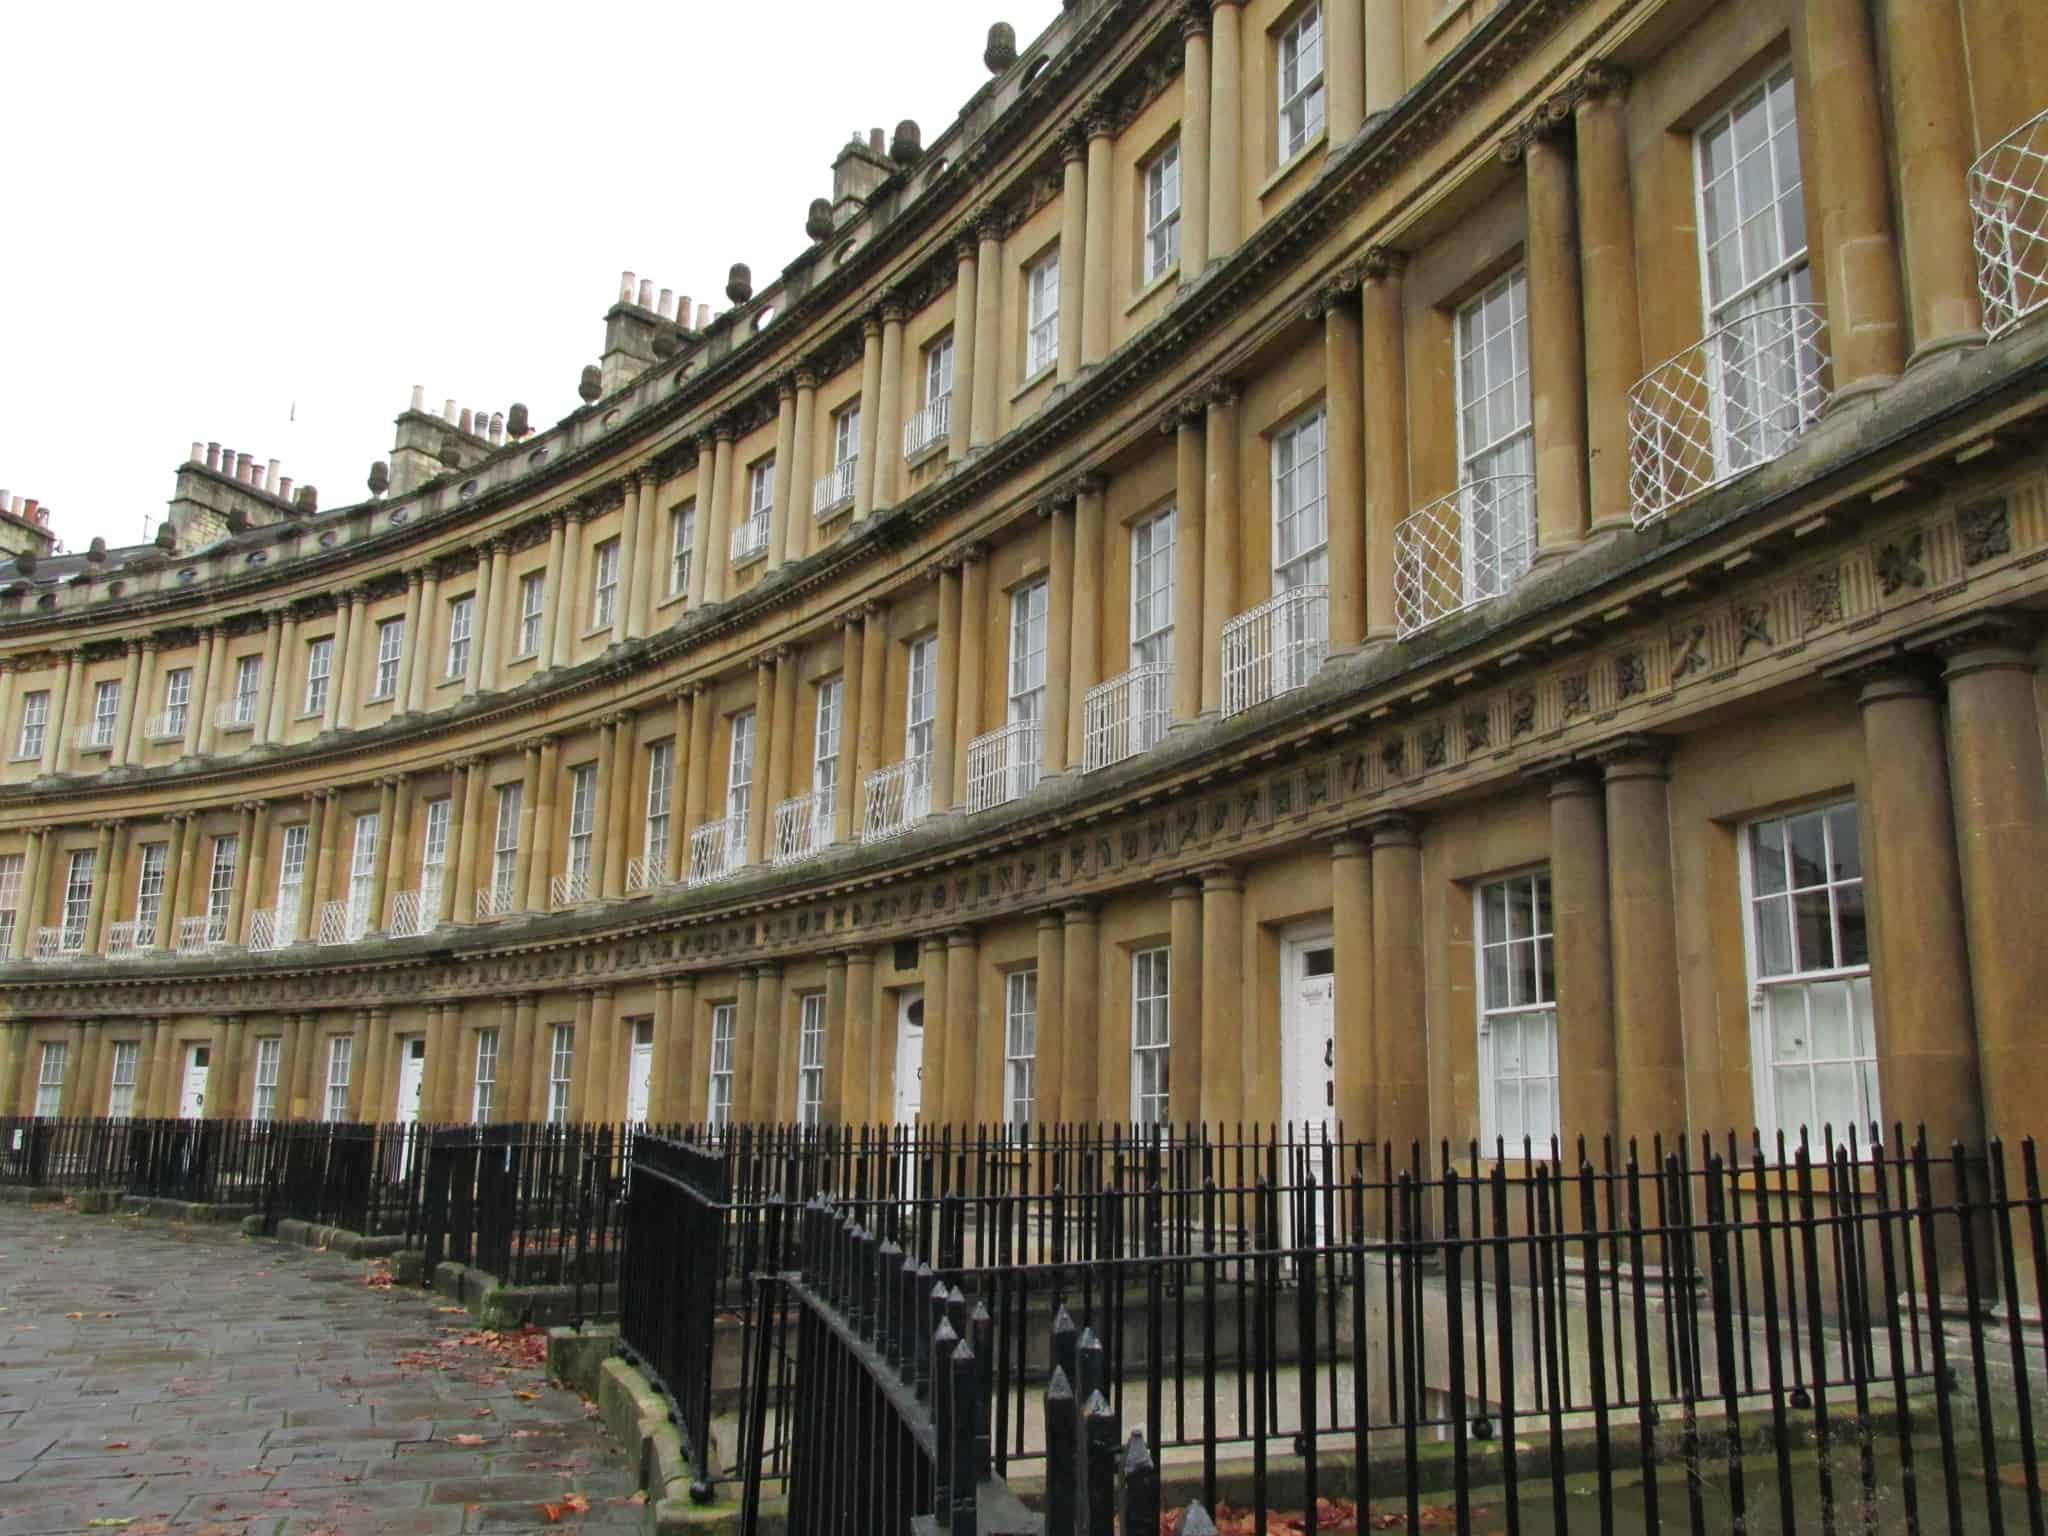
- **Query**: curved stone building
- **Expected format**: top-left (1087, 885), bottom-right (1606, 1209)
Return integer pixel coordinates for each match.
top-left (4, 0), bottom-right (2046, 1160)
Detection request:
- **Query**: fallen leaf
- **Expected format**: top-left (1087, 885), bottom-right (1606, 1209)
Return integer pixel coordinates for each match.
top-left (563, 1493), bottom-right (590, 1514)
top-left (538, 1504), bottom-right (564, 1524)
top-left (450, 1434), bottom-right (487, 1448)
top-left (66, 1311), bottom-right (85, 1320)
top-left (436, 1306), bottom-right (467, 1314)
top-left (103, 1441), bottom-right (131, 1451)
top-left (514, 1390), bottom-right (540, 1401)
top-left (85, 1521), bottom-right (134, 1530)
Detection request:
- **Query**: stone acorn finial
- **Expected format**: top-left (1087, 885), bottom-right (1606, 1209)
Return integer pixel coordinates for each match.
top-left (226, 508), bottom-right (250, 535)
top-left (438, 440), bottom-right (463, 470)
top-left (890, 120), bottom-right (922, 165)
top-left (368, 460), bottom-right (390, 496)
top-left (726, 263), bottom-right (753, 305)
top-left (578, 365), bottom-right (602, 404)
top-left (985, 22), bottom-right (1017, 73)
top-left (652, 330), bottom-right (679, 358)
top-left (154, 523), bottom-right (176, 551)
top-left (16, 549), bottom-right (36, 575)
top-left (296, 485), bottom-right (317, 514)
top-left (507, 402), bottom-right (531, 439)
top-left (806, 198), bottom-right (834, 241)
top-left (86, 536), bottom-right (107, 564)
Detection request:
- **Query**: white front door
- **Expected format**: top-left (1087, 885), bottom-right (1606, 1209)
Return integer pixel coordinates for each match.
top-left (626, 1035), bottom-right (653, 1126)
top-left (893, 989), bottom-right (925, 1127)
top-left (1281, 935), bottom-right (1336, 1139)
top-left (179, 1044), bottom-right (210, 1120)
top-left (396, 1038), bottom-right (425, 1125)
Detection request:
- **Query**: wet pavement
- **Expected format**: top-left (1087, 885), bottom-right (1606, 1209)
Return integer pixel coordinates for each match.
top-left (0, 1202), bottom-right (644, 1534)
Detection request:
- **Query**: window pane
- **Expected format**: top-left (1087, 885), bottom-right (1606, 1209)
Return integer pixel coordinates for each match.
top-left (1755, 893), bottom-right (1793, 975)
top-left (1827, 804), bottom-right (1861, 880)
top-left (1807, 978), bottom-right (1852, 1060)
top-left (1768, 987), bottom-right (1809, 1061)
top-left (1835, 881), bottom-right (1868, 968)
top-left (1792, 889), bottom-right (1834, 971)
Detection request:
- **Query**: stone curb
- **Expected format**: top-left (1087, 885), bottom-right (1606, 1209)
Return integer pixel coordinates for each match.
top-left (258, 1215), bottom-right (411, 1259)
top-left (117, 1194), bottom-right (256, 1223)
top-left (0, 1184), bottom-right (66, 1205)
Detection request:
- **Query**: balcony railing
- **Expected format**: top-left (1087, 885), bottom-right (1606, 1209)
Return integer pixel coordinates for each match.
top-left (1627, 303), bottom-right (1831, 526)
top-left (317, 897), bottom-right (370, 947)
top-left (176, 914), bottom-right (226, 955)
top-left (105, 919), bottom-right (154, 958)
top-left (1082, 664), bottom-right (1172, 774)
top-left (246, 907), bottom-right (287, 952)
top-left (903, 396), bottom-right (950, 459)
top-left (626, 855), bottom-right (673, 894)
top-left (967, 720), bottom-right (1041, 814)
top-left (861, 756), bottom-right (931, 843)
top-left (33, 927), bottom-right (81, 962)
top-left (1221, 585), bottom-right (1329, 718)
top-left (1027, 315), bottom-right (1059, 378)
top-left (730, 508), bottom-right (771, 563)
top-left (388, 888), bottom-right (433, 938)
top-left (74, 722), bottom-right (117, 752)
top-left (216, 698), bottom-right (259, 730)
top-left (1393, 474), bottom-right (1538, 639)
top-left (687, 813), bottom-right (748, 885)
top-left (474, 877), bottom-right (519, 921)
top-left (770, 788), bottom-right (836, 867)
top-left (550, 869), bottom-right (591, 909)
top-left (144, 711), bottom-right (187, 741)
top-left (813, 458), bottom-right (858, 517)
top-left (1971, 106), bottom-right (2048, 338)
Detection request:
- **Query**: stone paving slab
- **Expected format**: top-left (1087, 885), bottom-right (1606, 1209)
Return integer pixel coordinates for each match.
top-left (0, 1204), bottom-right (645, 1534)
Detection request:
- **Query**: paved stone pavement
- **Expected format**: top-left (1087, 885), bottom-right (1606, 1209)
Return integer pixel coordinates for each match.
top-left (0, 1203), bottom-right (645, 1535)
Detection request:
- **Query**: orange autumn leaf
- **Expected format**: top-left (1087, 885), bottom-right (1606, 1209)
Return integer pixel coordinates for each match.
top-left (538, 1504), bottom-right (564, 1524)
top-left (450, 1433), bottom-right (487, 1447)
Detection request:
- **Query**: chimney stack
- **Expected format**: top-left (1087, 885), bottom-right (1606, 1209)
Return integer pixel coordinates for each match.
top-left (488, 411), bottom-right (505, 444)
top-left (443, 397), bottom-right (456, 421)
top-left (235, 451), bottom-right (254, 482)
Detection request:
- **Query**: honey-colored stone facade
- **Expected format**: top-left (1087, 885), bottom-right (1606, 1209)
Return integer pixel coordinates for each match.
top-left (4, 0), bottom-right (2047, 1160)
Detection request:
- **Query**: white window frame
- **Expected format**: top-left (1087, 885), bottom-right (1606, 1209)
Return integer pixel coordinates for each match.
top-left (303, 637), bottom-right (332, 717)
top-left (372, 618), bottom-right (404, 700)
top-left (644, 739), bottom-right (674, 875)
top-left (1277, 4), bottom-right (1326, 162)
top-left (1130, 508), bottom-right (1175, 671)
top-left (726, 710), bottom-right (756, 825)
top-left (491, 783), bottom-right (522, 904)
top-left (16, 689), bottom-right (47, 759)
top-left (1455, 269), bottom-right (1536, 601)
top-left (1476, 870), bottom-right (1559, 1151)
top-left (324, 1035), bottom-right (352, 1123)
top-left (276, 823), bottom-right (308, 933)
top-left (251, 1036), bottom-right (282, 1123)
top-left (230, 655), bottom-right (261, 725)
top-left (1026, 250), bottom-right (1061, 378)
top-left (1272, 406), bottom-right (1330, 591)
top-left (346, 814), bottom-right (377, 932)
top-left (0, 851), bottom-right (19, 955)
top-left (445, 595), bottom-right (474, 679)
top-left (924, 337), bottom-right (954, 409)
top-left (61, 849), bottom-right (94, 953)
top-left (1740, 799), bottom-right (1877, 1144)
top-left (668, 504), bottom-right (696, 598)
top-left (707, 1002), bottom-right (738, 1131)
top-left (547, 1024), bottom-right (575, 1124)
top-left (206, 833), bottom-right (238, 942)
top-left (420, 797), bottom-right (451, 915)
top-left (1005, 968), bottom-right (1037, 1128)
top-left (567, 763), bottom-right (598, 885)
top-left (35, 1041), bottom-right (66, 1118)
top-left (517, 572), bottom-right (546, 658)
top-left (1143, 140), bottom-right (1182, 283)
top-left (592, 538), bottom-right (621, 628)
top-left (1131, 947), bottom-right (1170, 1127)
top-left (795, 993), bottom-right (826, 1129)
top-left (833, 406), bottom-right (861, 468)
top-left (89, 680), bottom-right (120, 749)
top-left (107, 1040), bottom-right (139, 1119)
top-left (132, 842), bottom-right (166, 946)
top-left (906, 636), bottom-right (937, 767)
top-left (1008, 581), bottom-right (1049, 727)
top-left (161, 671), bottom-right (192, 737)
top-left (472, 1028), bottom-right (499, 1124)
top-left (738, 461), bottom-right (774, 560)
top-left (812, 678), bottom-right (842, 801)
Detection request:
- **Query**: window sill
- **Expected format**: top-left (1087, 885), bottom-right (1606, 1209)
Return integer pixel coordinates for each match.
top-left (295, 711), bottom-right (323, 723)
top-left (9, 753), bottom-right (39, 765)
top-left (363, 693), bottom-right (394, 707)
top-left (435, 674), bottom-right (465, 691)
top-left (1125, 263), bottom-right (1180, 315)
top-left (77, 742), bottom-right (113, 757)
top-left (1009, 365), bottom-right (1057, 405)
top-left (731, 545), bottom-right (770, 569)
top-left (812, 496), bottom-right (855, 524)
top-left (147, 732), bottom-right (183, 744)
top-left (508, 650), bottom-right (539, 666)
top-left (655, 591), bottom-right (688, 616)
top-left (902, 436), bottom-right (949, 471)
top-left (1260, 130), bottom-right (1327, 202)
top-left (579, 624), bottom-right (616, 643)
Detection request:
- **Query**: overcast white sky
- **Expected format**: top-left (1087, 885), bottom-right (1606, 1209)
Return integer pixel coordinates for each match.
top-left (0, 1), bottom-right (1058, 552)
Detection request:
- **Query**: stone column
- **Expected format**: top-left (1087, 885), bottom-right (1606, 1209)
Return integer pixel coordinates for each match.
top-left (124, 648), bottom-right (154, 759)
top-left (841, 948), bottom-right (875, 1125)
top-left (873, 303), bottom-right (907, 513)
top-left (1833, 661), bottom-right (1978, 1147)
top-left (294, 797), bottom-right (326, 944)
top-left (1199, 870), bottom-right (1243, 1125)
top-left (1515, 124), bottom-right (1589, 552)
top-left (770, 649), bottom-right (800, 831)
top-left (293, 1011), bottom-right (323, 1121)
top-left (1326, 0), bottom-right (1366, 142)
top-left (1058, 133), bottom-right (1088, 383)
top-left (605, 714), bottom-right (636, 899)
top-left (1370, 818), bottom-right (1427, 1168)
top-left (769, 384), bottom-right (798, 572)
top-left (1548, 769), bottom-right (1616, 1150)
top-left (1061, 904), bottom-right (1100, 1122)
top-left (1179, 7), bottom-right (1212, 276)
top-left (1365, 0), bottom-right (1404, 114)
top-left (1166, 880), bottom-right (1204, 1126)
top-left (684, 686), bottom-right (715, 852)
top-left (1068, 478), bottom-right (1105, 770)
top-left (788, 372), bottom-right (818, 563)
top-left (663, 977), bottom-right (697, 1125)
top-left (1082, 109), bottom-right (1114, 366)
top-left (1320, 284), bottom-right (1367, 649)
top-left (835, 617), bottom-right (864, 844)
top-left (177, 639), bottom-right (206, 760)
top-left (971, 218), bottom-right (1005, 448)
top-left (393, 573), bottom-right (423, 713)
top-left (516, 742), bottom-right (543, 908)
top-left (818, 956), bottom-right (847, 1126)
top-left (954, 549), bottom-right (987, 802)
top-left (1168, 406), bottom-right (1206, 724)
top-left (203, 1016), bottom-right (231, 1121)
top-left (1042, 501), bottom-right (1075, 775)
top-left (681, 440), bottom-right (712, 613)
top-left (853, 318), bottom-right (885, 523)
top-left (588, 721), bottom-right (617, 900)
top-left (453, 761), bottom-right (487, 924)
top-left (945, 928), bottom-right (982, 1127)
top-left (337, 593), bottom-right (366, 730)
top-left (627, 473), bottom-right (657, 634)
top-left (1032, 913), bottom-right (1065, 1124)
top-left (1602, 742), bottom-right (1683, 1141)
top-left (76, 1019), bottom-right (104, 1117)
top-left (613, 475), bottom-right (642, 648)
top-left (858, 606), bottom-right (887, 808)
top-left (358, 1008), bottom-right (387, 1123)
top-left (562, 995), bottom-right (590, 1122)
top-left (410, 569), bottom-right (441, 710)
top-left (109, 644), bottom-right (142, 768)
top-left (529, 736), bottom-right (561, 910)
top-left (749, 965), bottom-right (784, 1124)
top-left (702, 428), bottom-right (735, 605)
top-left (378, 783), bottom-right (405, 930)
top-left (1571, 66), bottom-right (1648, 531)
top-left (1329, 837), bottom-right (1374, 1138)
top-left (919, 937), bottom-right (949, 1126)
top-left (483, 539), bottom-right (512, 687)
top-left (948, 243), bottom-right (977, 461)
top-left (594, 985), bottom-right (626, 1123)
top-left (747, 664), bottom-right (774, 865)
top-left (132, 1020), bottom-right (159, 1121)
top-left (436, 765), bottom-right (468, 927)
top-left (318, 605), bottom-right (347, 734)
top-left (1361, 252), bottom-right (1409, 639)
top-left (83, 821), bottom-right (115, 954)
top-left (665, 692), bottom-right (691, 883)
top-left (538, 514), bottom-right (568, 665)
top-left (224, 804), bottom-right (255, 944)
top-left (1884, 0), bottom-right (1984, 357)
top-left (1200, 385), bottom-right (1239, 712)
top-left (1940, 627), bottom-right (2048, 1144)
top-left (462, 554), bottom-right (491, 693)
top-left (932, 565), bottom-right (962, 810)
top-left (1208, 0), bottom-right (1244, 260)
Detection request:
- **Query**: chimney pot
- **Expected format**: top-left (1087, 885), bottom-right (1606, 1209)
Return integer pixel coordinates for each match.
top-left (489, 411), bottom-right (505, 443)
top-left (678, 294), bottom-right (693, 328)
top-left (697, 302), bottom-right (711, 328)
top-left (22, 498), bottom-right (37, 521)
top-left (235, 451), bottom-right (253, 482)
top-left (870, 126), bottom-right (885, 152)
top-left (278, 476), bottom-right (294, 500)
top-left (409, 384), bottom-right (425, 413)
top-left (459, 407), bottom-right (474, 435)
top-left (265, 458), bottom-right (280, 492)
top-left (658, 287), bottom-right (674, 318)
top-left (0, 491), bottom-right (10, 515)
top-left (620, 269), bottom-right (635, 304)
top-left (637, 277), bottom-right (654, 309)
top-left (206, 442), bottom-right (221, 471)
top-left (189, 441), bottom-right (204, 465)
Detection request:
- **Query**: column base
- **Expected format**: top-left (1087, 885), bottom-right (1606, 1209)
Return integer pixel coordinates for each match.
top-left (1904, 332), bottom-right (1987, 374)
top-left (1532, 537), bottom-right (1587, 564)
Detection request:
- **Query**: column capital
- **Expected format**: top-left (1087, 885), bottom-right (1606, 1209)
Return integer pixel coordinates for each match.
top-left (951, 233), bottom-right (979, 265)
top-left (1202, 378), bottom-right (1241, 410)
top-left (1058, 899), bottom-right (1098, 922)
top-left (1034, 909), bottom-right (1064, 933)
top-left (1071, 472), bottom-right (1107, 499)
top-left (1059, 126), bottom-right (1089, 164)
top-left (589, 982), bottom-right (615, 1002)
top-left (1082, 96), bottom-right (1117, 141)
top-left (1570, 58), bottom-right (1631, 108)
top-left (1594, 733), bottom-right (1671, 780)
top-left (713, 419), bottom-right (737, 445)
top-left (775, 372), bottom-right (798, 402)
top-left (1499, 99), bottom-right (1572, 164)
top-left (1917, 612), bottom-right (2040, 674)
top-left (880, 296), bottom-right (909, 325)
top-left (752, 959), bottom-right (783, 979)
top-left (1364, 812), bottom-right (1421, 849)
top-left (1208, 0), bottom-right (1247, 10)
top-left (973, 207), bottom-right (1010, 245)
top-left (1178, 1), bottom-right (1210, 38)
top-left (861, 310), bottom-right (885, 339)
top-left (1358, 246), bottom-right (1408, 282)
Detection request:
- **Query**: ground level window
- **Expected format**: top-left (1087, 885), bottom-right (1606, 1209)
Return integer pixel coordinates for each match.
top-left (1131, 948), bottom-right (1170, 1126)
top-left (1477, 871), bottom-right (1558, 1150)
top-left (323, 1036), bottom-right (353, 1123)
top-left (795, 994), bottom-right (826, 1128)
top-left (547, 1026), bottom-right (574, 1124)
top-left (1005, 969), bottom-right (1037, 1128)
top-left (708, 1003), bottom-right (738, 1131)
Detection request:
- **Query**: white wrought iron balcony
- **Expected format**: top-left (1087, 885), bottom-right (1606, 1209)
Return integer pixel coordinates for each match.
top-left (1082, 664), bottom-right (1172, 774)
top-left (144, 711), bottom-right (187, 741)
top-left (476, 878), bottom-right (520, 921)
top-left (246, 907), bottom-right (288, 952)
top-left (33, 927), bottom-right (80, 962)
top-left (770, 788), bottom-right (836, 867)
top-left (216, 698), bottom-right (259, 730)
top-left (903, 397), bottom-right (950, 460)
top-left (1971, 106), bottom-right (2048, 338)
top-left (550, 869), bottom-right (592, 909)
top-left (861, 756), bottom-right (931, 843)
top-left (176, 915), bottom-right (226, 955)
top-left (813, 458), bottom-right (858, 517)
top-left (317, 897), bottom-right (371, 947)
top-left (730, 507), bottom-right (771, 564)
top-left (1221, 585), bottom-right (1329, 719)
top-left (105, 919), bottom-right (153, 959)
top-left (687, 813), bottom-right (748, 885)
top-left (388, 889), bottom-right (433, 938)
top-left (1393, 475), bottom-right (1538, 639)
top-left (1626, 303), bottom-right (1831, 526)
top-left (625, 855), bottom-right (673, 894)
top-left (74, 722), bottom-right (117, 752)
top-left (967, 720), bottom-right (1041, 814)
